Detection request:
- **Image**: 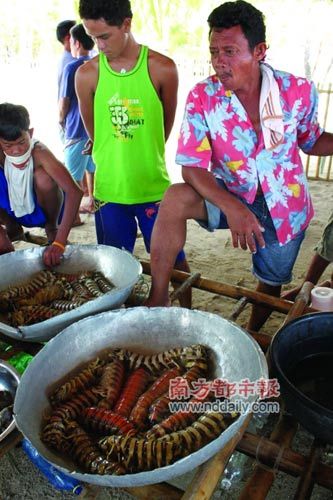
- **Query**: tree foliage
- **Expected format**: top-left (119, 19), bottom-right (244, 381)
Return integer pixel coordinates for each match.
top-left (1, 0), bottom-right (333, 82)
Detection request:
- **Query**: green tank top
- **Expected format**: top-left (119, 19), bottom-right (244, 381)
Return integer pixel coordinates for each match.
top-left (93, 45), bottom-right (171, 203)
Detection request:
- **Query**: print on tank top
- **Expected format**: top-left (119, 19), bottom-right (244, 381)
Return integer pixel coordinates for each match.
top-left (108, 93), bottom-right (144, 141)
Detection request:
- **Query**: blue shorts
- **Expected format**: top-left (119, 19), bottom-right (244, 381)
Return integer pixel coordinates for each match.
top-left (199, 181), bottom-right (305, 286)
top-left (64, 139), bottom-right (95, 182)
top-left (0, 167), bottom-right (46, 227)
top-left (95, 200), bottom-right (186, 263)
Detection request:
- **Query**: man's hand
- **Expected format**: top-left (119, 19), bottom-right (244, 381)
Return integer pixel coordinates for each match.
top-left (225, 203), bottom-right (265, 253)
top-left (82, 139), bottom-right (93, 155)
top-left (43, 243), bottom-right (64, 267)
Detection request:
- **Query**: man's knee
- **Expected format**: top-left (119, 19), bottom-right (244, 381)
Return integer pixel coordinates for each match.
top-left (34, 168), bottom-right (57, 194)
top-left (160, 183), bottom-right (204, 219)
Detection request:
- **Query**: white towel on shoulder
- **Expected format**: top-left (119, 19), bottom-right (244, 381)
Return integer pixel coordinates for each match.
top-left (4, 139), bottom-right (37, 217)
top-left (260, 63), bottom-right (284, 150)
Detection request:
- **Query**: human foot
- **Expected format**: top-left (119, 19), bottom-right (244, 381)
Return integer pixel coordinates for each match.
top-left (143, 295), bottom-right (171, 307)
top-left (5, 221), bottom-right (25, 241)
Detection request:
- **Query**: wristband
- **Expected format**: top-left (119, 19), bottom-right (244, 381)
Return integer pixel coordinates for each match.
top-left (51, 241), bottom-right (65, 252)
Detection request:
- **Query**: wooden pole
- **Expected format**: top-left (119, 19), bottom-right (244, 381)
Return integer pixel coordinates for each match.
top-left (170, 272), bottom-right (201, 303)
top-left (228, 297), bottom-right (249, 321)
top-left (237, 432), bottom-right (333, 490)
top-left (246, 330), bottom-right (273, 351)
top-left (140, 261), bottom-right (316, 315)
top-left (281, 281), bottom-right (314, 326)
top-left (293, 440), bottom-right (325, 500)
top-left (238, 412), bottom-right (298, 499)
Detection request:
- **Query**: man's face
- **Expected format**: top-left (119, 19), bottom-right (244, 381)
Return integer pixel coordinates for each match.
top-left (209, 25), bottom-right (266, 92)
top-left (0, 130), bottom-right (32, 158)
top-left (82, 17), bottom-right (130, 60)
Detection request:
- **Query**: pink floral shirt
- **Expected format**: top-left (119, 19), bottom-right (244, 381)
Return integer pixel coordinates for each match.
top-left (176, 66), bottom-right (323, 245)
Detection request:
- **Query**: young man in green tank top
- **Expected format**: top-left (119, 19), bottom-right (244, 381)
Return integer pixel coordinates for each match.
top-left (76, 0), bottom-right (191, 307)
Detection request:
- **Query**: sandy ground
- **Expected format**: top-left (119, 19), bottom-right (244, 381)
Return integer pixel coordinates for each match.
top-left (0, 179), bottom-right (333, 499)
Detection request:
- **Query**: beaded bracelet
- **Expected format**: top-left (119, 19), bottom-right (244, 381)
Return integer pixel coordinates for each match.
top-left (51, 241), bottom-right (65, 252)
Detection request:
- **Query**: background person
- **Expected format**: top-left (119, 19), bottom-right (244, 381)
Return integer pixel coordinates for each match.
top-left (75, 0), bottom-right (191, 307)
top-left (145, 0), bottom-right (333, 328)
top-left (0, 103), bottom-right (82, 267)
top-left (59, 23), bottom-right (96, 219)
top-left (283, 211), bottom-right (333, 300)
top-left (56, 20), bottom-right (76, 102)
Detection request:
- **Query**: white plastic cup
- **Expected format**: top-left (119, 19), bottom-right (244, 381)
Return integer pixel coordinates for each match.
top-left (310, 287), bottom-right (333, 312)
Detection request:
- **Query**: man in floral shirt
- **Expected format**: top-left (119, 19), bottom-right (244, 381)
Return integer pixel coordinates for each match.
top-left (146, 0), bottom-right (333, 330)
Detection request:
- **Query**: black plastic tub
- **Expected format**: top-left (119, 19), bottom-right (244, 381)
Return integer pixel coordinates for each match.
top-left (270, 312), bottom-right (333, 444)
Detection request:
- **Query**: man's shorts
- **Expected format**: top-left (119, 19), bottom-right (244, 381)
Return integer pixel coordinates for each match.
top-left (0, 168), bottom-right (46, 227)
top-left (315, 211), bottom-right (333, 262)
top-left (94, 200), bottom-right (186, 264)
top-left (198, 181), bottom-right (305, 286)
top-left (64, 139), bottom-right (95, 182)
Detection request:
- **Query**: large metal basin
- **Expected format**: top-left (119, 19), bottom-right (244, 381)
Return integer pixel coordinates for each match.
top-left (0, 245), bottom-right (141, 342)
top-left (14, 307), bottom-right (268, 487)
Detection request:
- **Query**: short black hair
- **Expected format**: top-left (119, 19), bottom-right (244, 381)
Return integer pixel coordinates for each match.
top-left (207, 0), bottom-right (266, 50)
top-left (56, 20), bottom-right (76, 43)
top-left (79, 0), bottom-right (132, 26)
top-left (70, 24), bottom-right (95, 51)
top-left (0, 103), bottom-right (30, 141)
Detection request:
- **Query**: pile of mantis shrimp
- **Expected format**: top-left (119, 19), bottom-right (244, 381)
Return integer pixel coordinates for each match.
top-left (41, 344), bottom-right (239, 475)
top-left (0, 269), bottom-right (114, 327)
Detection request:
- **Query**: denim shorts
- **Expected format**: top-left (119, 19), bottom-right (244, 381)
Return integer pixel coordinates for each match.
top-left (198, 186), bottom-right (305, 286)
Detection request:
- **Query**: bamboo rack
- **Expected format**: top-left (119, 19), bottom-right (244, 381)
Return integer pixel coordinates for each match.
top-left (0, 263), bottom-right (332, 499)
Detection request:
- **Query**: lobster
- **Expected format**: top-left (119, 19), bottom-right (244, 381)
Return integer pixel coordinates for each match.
top-left (158, 412), bottom-right (233, 453)
top-left (82, 407), bottom-right (137, 436)
top-left (79, 277), bottom-right (104, 298)
top-left (50, 359), bottom-right (104, 406)
top-left (41, 413), bottom-right (70, 453)
top-left (0, 270), bottom-right (56, 301)
top-left (71, 280), bottom-right (94, 298)
top-left (124, 347), bottom-right (184, 373)
top-left (146, 393), bottom-right (213, 439)
top-left (149, 360), bottom-right (209, 424)
top-left (180, 344), bottom-right (209, 369)
top-left (51, 299), bottom-right (88, 312)
top-left (100, 412), bottom-right (236, 472)
top-left (41, 386), bottom-right (102, 452)
top-left (130, 366), bottom-right (183, 429)
top-left (93, 272), bottom-right (115, 293)
top-left (97, 357), bottom-right (125, 409)
top-left (65, 420), bottom-right (125, 475)
top-left (16, 284), bottom-right (65, 307)
top-left (113, 367), bottom-right (152, 418)
top-left (8, 305), bottom-right (61, 327)
top-left (99, 434), bottom-right (175, 471)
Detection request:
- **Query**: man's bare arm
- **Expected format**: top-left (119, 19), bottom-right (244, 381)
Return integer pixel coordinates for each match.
top-left (306, 131), bottom-right (333, 156)
top-left (34, 145), bottom-right (82, 246)
top-left (149, 51), bottom-right (178, 142)
top-left (75, 59), bottom-right (98, 141)
top-left (58, 97), bottom-right (70, 127)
